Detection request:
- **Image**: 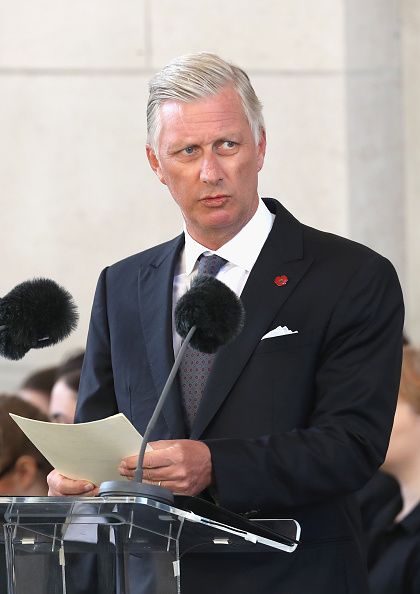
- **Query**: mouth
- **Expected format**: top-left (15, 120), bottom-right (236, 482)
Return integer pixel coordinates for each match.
top-left (200, 194), bottom-right (229, 206)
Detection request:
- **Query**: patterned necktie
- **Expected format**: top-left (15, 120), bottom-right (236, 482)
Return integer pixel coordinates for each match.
top-left (179, 254), bottom-right (227, 432)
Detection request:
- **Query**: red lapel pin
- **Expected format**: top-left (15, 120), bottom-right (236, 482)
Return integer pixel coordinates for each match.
top-left (274, 275), bottom-right (288, 287)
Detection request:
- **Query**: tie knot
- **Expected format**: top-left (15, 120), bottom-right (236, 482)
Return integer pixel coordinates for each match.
top-left (197, 254), bottom-right (227, 277)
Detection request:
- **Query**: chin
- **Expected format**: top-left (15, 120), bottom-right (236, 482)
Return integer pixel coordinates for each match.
top-left (381, 460), bottom-right (396, 475)
top-left (201, 214), bottom-right (236, 232)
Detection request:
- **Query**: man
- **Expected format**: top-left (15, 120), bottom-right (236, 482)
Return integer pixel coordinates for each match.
top-left (48, 53), bottom-right (404, 593)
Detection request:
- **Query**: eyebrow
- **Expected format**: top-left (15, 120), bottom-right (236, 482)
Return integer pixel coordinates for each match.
top-left (166, 133), bottom-right (243, 152)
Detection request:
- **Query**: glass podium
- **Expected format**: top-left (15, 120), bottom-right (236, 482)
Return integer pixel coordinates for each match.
top-left (0, 496), bottom-right (300, 594)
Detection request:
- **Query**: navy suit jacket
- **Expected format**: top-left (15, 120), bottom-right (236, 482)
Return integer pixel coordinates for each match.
top-left (76, 199), bottom-right (404, 593)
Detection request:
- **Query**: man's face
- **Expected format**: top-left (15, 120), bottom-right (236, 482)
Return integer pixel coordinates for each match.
top-left (146, 86), bottom-right (266, 249)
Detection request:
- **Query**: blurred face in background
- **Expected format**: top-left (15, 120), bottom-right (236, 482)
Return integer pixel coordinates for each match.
top-left (18, 366), bottom-right (57, 416)
top-left (0, 454), bottom-right (46, 496)
top-left (49, 379), bottom-right (77, 424)
top-left (0, 394), bottom-right (52, 496)
top-left (383, 399), bottom-right (420, 474)
top-left (19, 388), bottom-right (50, 416)
top-left (382, 346), bottom-right (420, 478)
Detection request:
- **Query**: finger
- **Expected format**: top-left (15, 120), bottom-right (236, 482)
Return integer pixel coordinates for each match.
top-left (141, 467), bottom-right (165, 482)
top-left (48, 483), bottom-right (95, 496)
top-left (143, 447), bottom-right (177, 469)
top-left (142, 462), bottom-right (189, 485)
top-left (118, 465), bottom-right (136, 478)
top-left (142, 478), bottom-right (176, 491)
top-left (47, 470), bottom-right (96, 496)
top-left (147, 440), bottom-right (176, 451)
top-left (120, 444), bottom-right (167, 472)
top-left (51, 479), bottom-right (95, 496)
top-left (118, 464), bottom-right (168, 481)
top-left (120, 455), bottom-right (138, 470)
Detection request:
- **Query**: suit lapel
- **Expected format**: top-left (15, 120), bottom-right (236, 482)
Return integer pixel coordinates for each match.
top-left (138, 234), bottom-right (187, 438)
top-left (190, 200), bottom-right (314, 439)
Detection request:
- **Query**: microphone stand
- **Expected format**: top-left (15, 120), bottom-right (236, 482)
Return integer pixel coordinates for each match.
top-left (99, 325), bottom-right (197, 504)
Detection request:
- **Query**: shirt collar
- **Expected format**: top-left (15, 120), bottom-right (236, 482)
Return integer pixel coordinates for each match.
top-left (183, 198), bottom-right (275, 275)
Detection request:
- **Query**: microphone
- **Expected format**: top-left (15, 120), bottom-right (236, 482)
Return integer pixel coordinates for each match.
top-left (174, 274), bottom-right (245, 354)
top-left (99, 274), bottom-right (245, 503)
top-left (0, 278), bottom-right (79, 360)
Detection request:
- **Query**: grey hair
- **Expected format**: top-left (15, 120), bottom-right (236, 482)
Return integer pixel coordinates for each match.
top-left (147, 52), bottom-right (264, 152)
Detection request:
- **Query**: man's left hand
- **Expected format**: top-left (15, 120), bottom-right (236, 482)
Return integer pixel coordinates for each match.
top-left (119, 440), bottom-right (213, 496)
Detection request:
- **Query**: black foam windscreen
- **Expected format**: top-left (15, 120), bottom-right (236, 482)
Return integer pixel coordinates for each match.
top-left (0, 278), bottom-right (79, 360)
top-left (175, 274), bottom-right (245, 354)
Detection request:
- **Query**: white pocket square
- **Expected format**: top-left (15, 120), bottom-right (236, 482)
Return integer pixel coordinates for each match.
top-left (261, 325), bottom-right (298, 340)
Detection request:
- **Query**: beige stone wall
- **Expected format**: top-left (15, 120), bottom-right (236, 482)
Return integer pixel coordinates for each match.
top-left (402, 0), bottom-right (420, 343)
top-left (0, 1), bottom-right (415, 389)
top-left (345, 1), bottom-right (404, 276)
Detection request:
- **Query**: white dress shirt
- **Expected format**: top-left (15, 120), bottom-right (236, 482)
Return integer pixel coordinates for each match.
top-left (172, 198), bottom-right (275, 355)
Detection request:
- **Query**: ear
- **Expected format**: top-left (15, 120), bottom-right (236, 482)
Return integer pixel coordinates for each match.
top-left (256, 128), bottom-right (267, 172)
top-left (13, 455), bottom-right (39, 491)
top-left (146, 145), bottom-right (167, 186)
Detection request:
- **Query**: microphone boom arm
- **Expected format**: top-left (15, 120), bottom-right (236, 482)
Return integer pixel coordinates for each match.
top-left (134, 324), bottom-right (197, 483)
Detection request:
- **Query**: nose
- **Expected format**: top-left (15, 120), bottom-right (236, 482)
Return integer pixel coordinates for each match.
top-left (199, 153), bottom-right (223, 185)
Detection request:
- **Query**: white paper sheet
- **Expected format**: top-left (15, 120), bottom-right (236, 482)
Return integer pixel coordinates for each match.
top-left (10, 412), bottom-right (147, 486)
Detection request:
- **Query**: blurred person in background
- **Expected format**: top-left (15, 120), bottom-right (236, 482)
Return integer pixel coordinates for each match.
top-left (358, 471), bottom-right (399, 533)
top-left (18, 366), bottom-right (57, 416)
top-left (0, 394), bottom-right (52, 496)
top-left (48, 351), bottom-right (84, 424)
top-left (0, 396), bottom-right (53, 594)
top-left (17, 350), bottom-right (84, 418)
top-left (49, 369), bottom-right (81, 424)
top-left (357, 332), bottom-right (412, 527)
top-left (56, 350), bottom-right (84, 378)
top-left (0, 396), bottom-right (87, 594)
top-left (366, 345), bottom-right (420, 594)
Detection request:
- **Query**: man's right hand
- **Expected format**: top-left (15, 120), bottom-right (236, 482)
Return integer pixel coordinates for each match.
top-left (47, 469), bottom-right (99, 496)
